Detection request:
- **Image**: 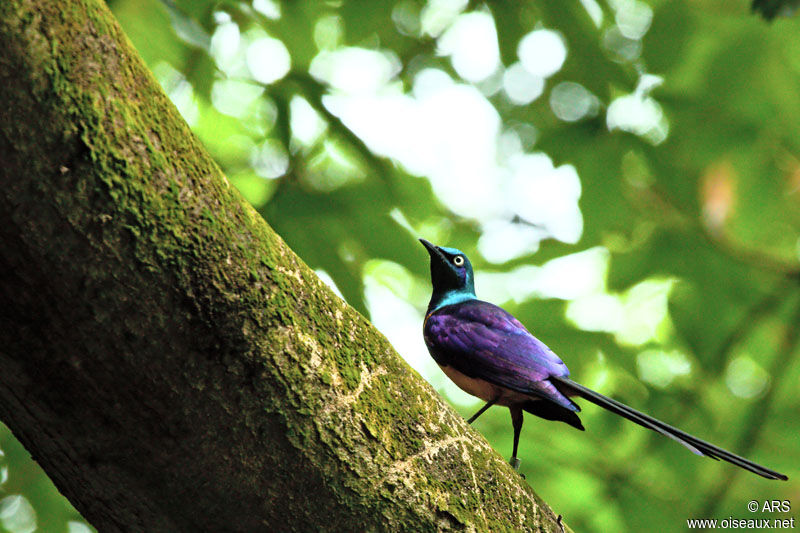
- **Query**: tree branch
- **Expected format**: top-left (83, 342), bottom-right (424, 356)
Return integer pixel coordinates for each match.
top-left (0, 0), bottom-right (566, 531)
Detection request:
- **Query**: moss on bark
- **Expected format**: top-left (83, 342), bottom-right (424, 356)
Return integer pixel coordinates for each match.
top-left (0, 0), bottom-right (569, 531)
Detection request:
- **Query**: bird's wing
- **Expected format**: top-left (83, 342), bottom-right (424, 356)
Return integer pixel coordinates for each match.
top-left (424, 299), bottom-right (577, 411)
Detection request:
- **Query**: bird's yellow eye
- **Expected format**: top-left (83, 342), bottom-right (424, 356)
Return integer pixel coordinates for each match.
top-left (453, 256), bottom-right (464, 266)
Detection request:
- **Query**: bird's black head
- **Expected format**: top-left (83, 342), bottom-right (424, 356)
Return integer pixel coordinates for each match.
top-left (419, 239), bottom-right (476, 311)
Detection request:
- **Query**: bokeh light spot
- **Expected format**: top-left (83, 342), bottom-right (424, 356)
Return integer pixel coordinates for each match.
top-left (252, 0), bottom-right (280, 19)
top-left (250, 138), bottom-right (289, 179)
top-left (725, 356), bottom-right (770, 399)
top-left (607, 76), bottom-right (669, 145)
top-left (310, 48), bottom-right (401, 94)
top-left (508, 153), bottom-right (583, 244)
top-left (421, 0), bottom-right (468, 37)
top-left (152, 63), bottom-right (199, 126)
top-left (637, 349), bottom-right (691, 388)
top-left (503, 63), bottom-right (545, 105)
top-left (290, 96), bottom-right (326, 147)
top-left (211, 79), bottom-right (264, 118)
top-left (438, 11), bottom-right (500, 82)
top-left (549, 81), bottom-right (599, 122)
top-left (518, 29), bottom-right (567, 78)
top-left (210, 20), bottom-right (241, 74)
top-left (314, 14), bottom-right (343, 51)
top-left (315, 269), bottom-right (345, 299)
top-left (0, 495), bottom-right (36, 533)
top-left (246, 37), bottom-right (291, 84)
top-left (613, 0), bottom-right (653, 40)
top-left (67, 522), bottom-right (94, 533)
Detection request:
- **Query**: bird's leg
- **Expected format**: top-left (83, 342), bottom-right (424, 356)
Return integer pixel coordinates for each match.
top-left (466, 397), bottom-right (499, 424)
top-left (509, 407), bottom-right (523, 472)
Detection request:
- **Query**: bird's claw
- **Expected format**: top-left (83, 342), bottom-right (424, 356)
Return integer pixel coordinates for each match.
top-left (509, 457), bottom-right (524, 478)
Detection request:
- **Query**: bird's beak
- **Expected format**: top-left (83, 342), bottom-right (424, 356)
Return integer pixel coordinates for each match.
top-left (419, 238), bottom-right (447, 263)
top-left (419, 238), bottom-right (438, 255)
top-left (419, 238), bottom-right (436, 253)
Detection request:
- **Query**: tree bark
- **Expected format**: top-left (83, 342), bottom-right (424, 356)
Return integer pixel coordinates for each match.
top-left (0, 0), bottom-right (567, 531)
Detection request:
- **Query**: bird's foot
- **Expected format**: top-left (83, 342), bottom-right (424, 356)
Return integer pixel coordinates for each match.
top-left (509, 457), bottom-right (524, 478)
top-left (556, 514), bottom-right (565, 533)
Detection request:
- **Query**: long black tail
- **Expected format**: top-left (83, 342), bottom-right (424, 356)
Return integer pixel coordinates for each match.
top-left (552, 377), bottom-right (787, 481)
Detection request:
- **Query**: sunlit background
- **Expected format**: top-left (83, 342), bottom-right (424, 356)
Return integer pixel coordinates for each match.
top-left (2, 0), bottom-right (800, 532)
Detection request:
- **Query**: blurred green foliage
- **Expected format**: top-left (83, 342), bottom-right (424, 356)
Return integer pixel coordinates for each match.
top-left (3, 1), bottom-right (800, 532)
top-left (753, 0), bottom-right (800, 20)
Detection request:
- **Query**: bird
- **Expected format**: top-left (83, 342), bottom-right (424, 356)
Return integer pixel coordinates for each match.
top-left (419, 238), bottom-right (787, 480)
